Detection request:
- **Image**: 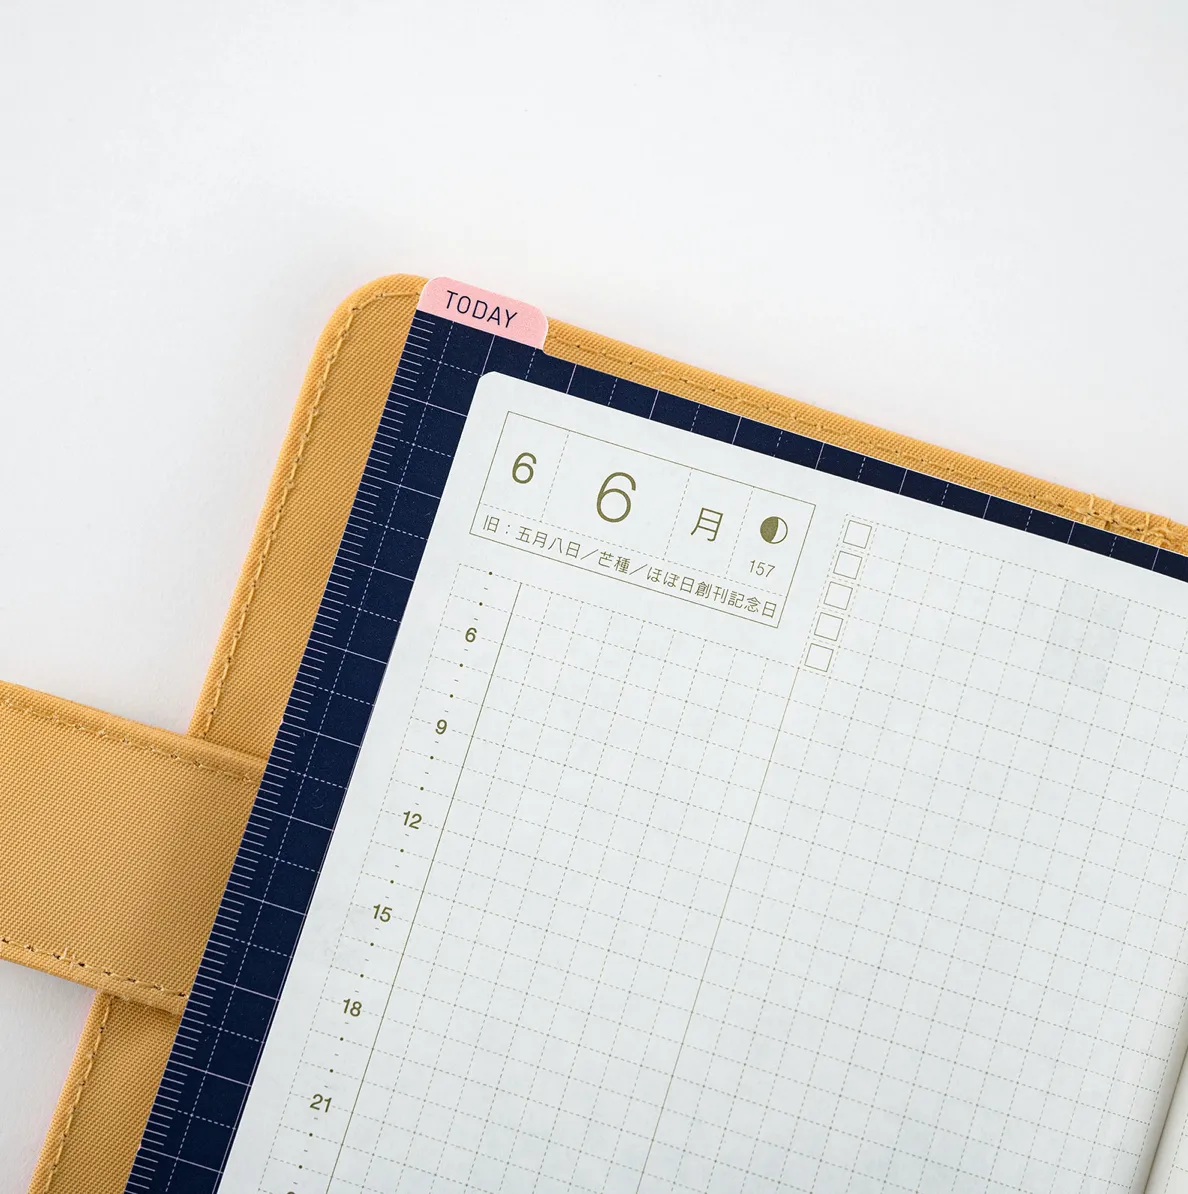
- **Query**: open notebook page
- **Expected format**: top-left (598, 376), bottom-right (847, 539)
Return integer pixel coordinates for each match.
top-left (213, 372), bottom-right (1188, 1194)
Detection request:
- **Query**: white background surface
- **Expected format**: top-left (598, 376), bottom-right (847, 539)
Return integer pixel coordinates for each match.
top-left (1, 2), bottom-right (1185, 1190)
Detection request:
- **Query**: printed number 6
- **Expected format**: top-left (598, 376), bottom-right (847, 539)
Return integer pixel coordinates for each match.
top-left (512, 452), bottom-right (536, 484)
top-left (596, 472), bottom-right (636, 523)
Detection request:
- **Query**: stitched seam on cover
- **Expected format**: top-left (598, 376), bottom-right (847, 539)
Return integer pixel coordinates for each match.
top-left (549, 333), bottom-right (1187, 550)
top-left (42, 995), bottom-right (113, 1194)
top-left (0, 694), bottom-right (259, 785)
top-left (0, 935), bottom-right (188, 999)
top-left (194, 285), bottom-right (421, 739)
top-left (1081, 493), bottom-right (1178, 545)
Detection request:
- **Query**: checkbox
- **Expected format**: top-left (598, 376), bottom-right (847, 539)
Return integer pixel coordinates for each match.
top-left (815, 612), bottom-right (843, 641)
top-left (823, 582), bottom-right (852, 611)
top-left (843, 520), bottom-right (872, 549)
top-left (834, 552), bottom-right (862, 579)
top-left (805, 643), bottom-right (834, 672)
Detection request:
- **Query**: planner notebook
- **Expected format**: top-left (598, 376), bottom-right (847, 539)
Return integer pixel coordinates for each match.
top-left (129, 280), bottom-right (1188, 1194)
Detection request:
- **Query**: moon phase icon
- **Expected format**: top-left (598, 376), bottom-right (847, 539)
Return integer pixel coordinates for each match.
top-left (760, 516), bottom-right (789, 544)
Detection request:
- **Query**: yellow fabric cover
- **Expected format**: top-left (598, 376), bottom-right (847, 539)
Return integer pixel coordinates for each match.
top-left (20, 276), bottom-right (422, 1193)
top-left (3, 272), bottom-right (1183, 1194)
top-left (30, 996), bottom-right (177, 1194)
top-left (188, 280), bottom-right (421, 758)
top-left (0, 683), bottom-right (263, 1015)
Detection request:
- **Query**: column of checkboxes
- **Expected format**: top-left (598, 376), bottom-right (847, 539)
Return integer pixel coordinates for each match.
top-left (803, 518), bottom-right (872, 672)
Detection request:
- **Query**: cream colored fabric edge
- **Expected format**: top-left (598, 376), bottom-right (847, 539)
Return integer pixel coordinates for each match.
top-left (26, 272), bottom-right (1186, 1193)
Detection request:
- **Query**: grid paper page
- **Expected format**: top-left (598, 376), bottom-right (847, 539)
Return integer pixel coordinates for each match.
top-left (641, 527), bottom-right (1188, 1193)
top-left (353, 581), bottom-right (790, 1191)
top-left (220, 373), bottom-right (1188, 1194)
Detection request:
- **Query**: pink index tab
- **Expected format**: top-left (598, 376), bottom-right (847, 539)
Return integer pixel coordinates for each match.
top-left (417, 277), bottom-right (548, 348)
